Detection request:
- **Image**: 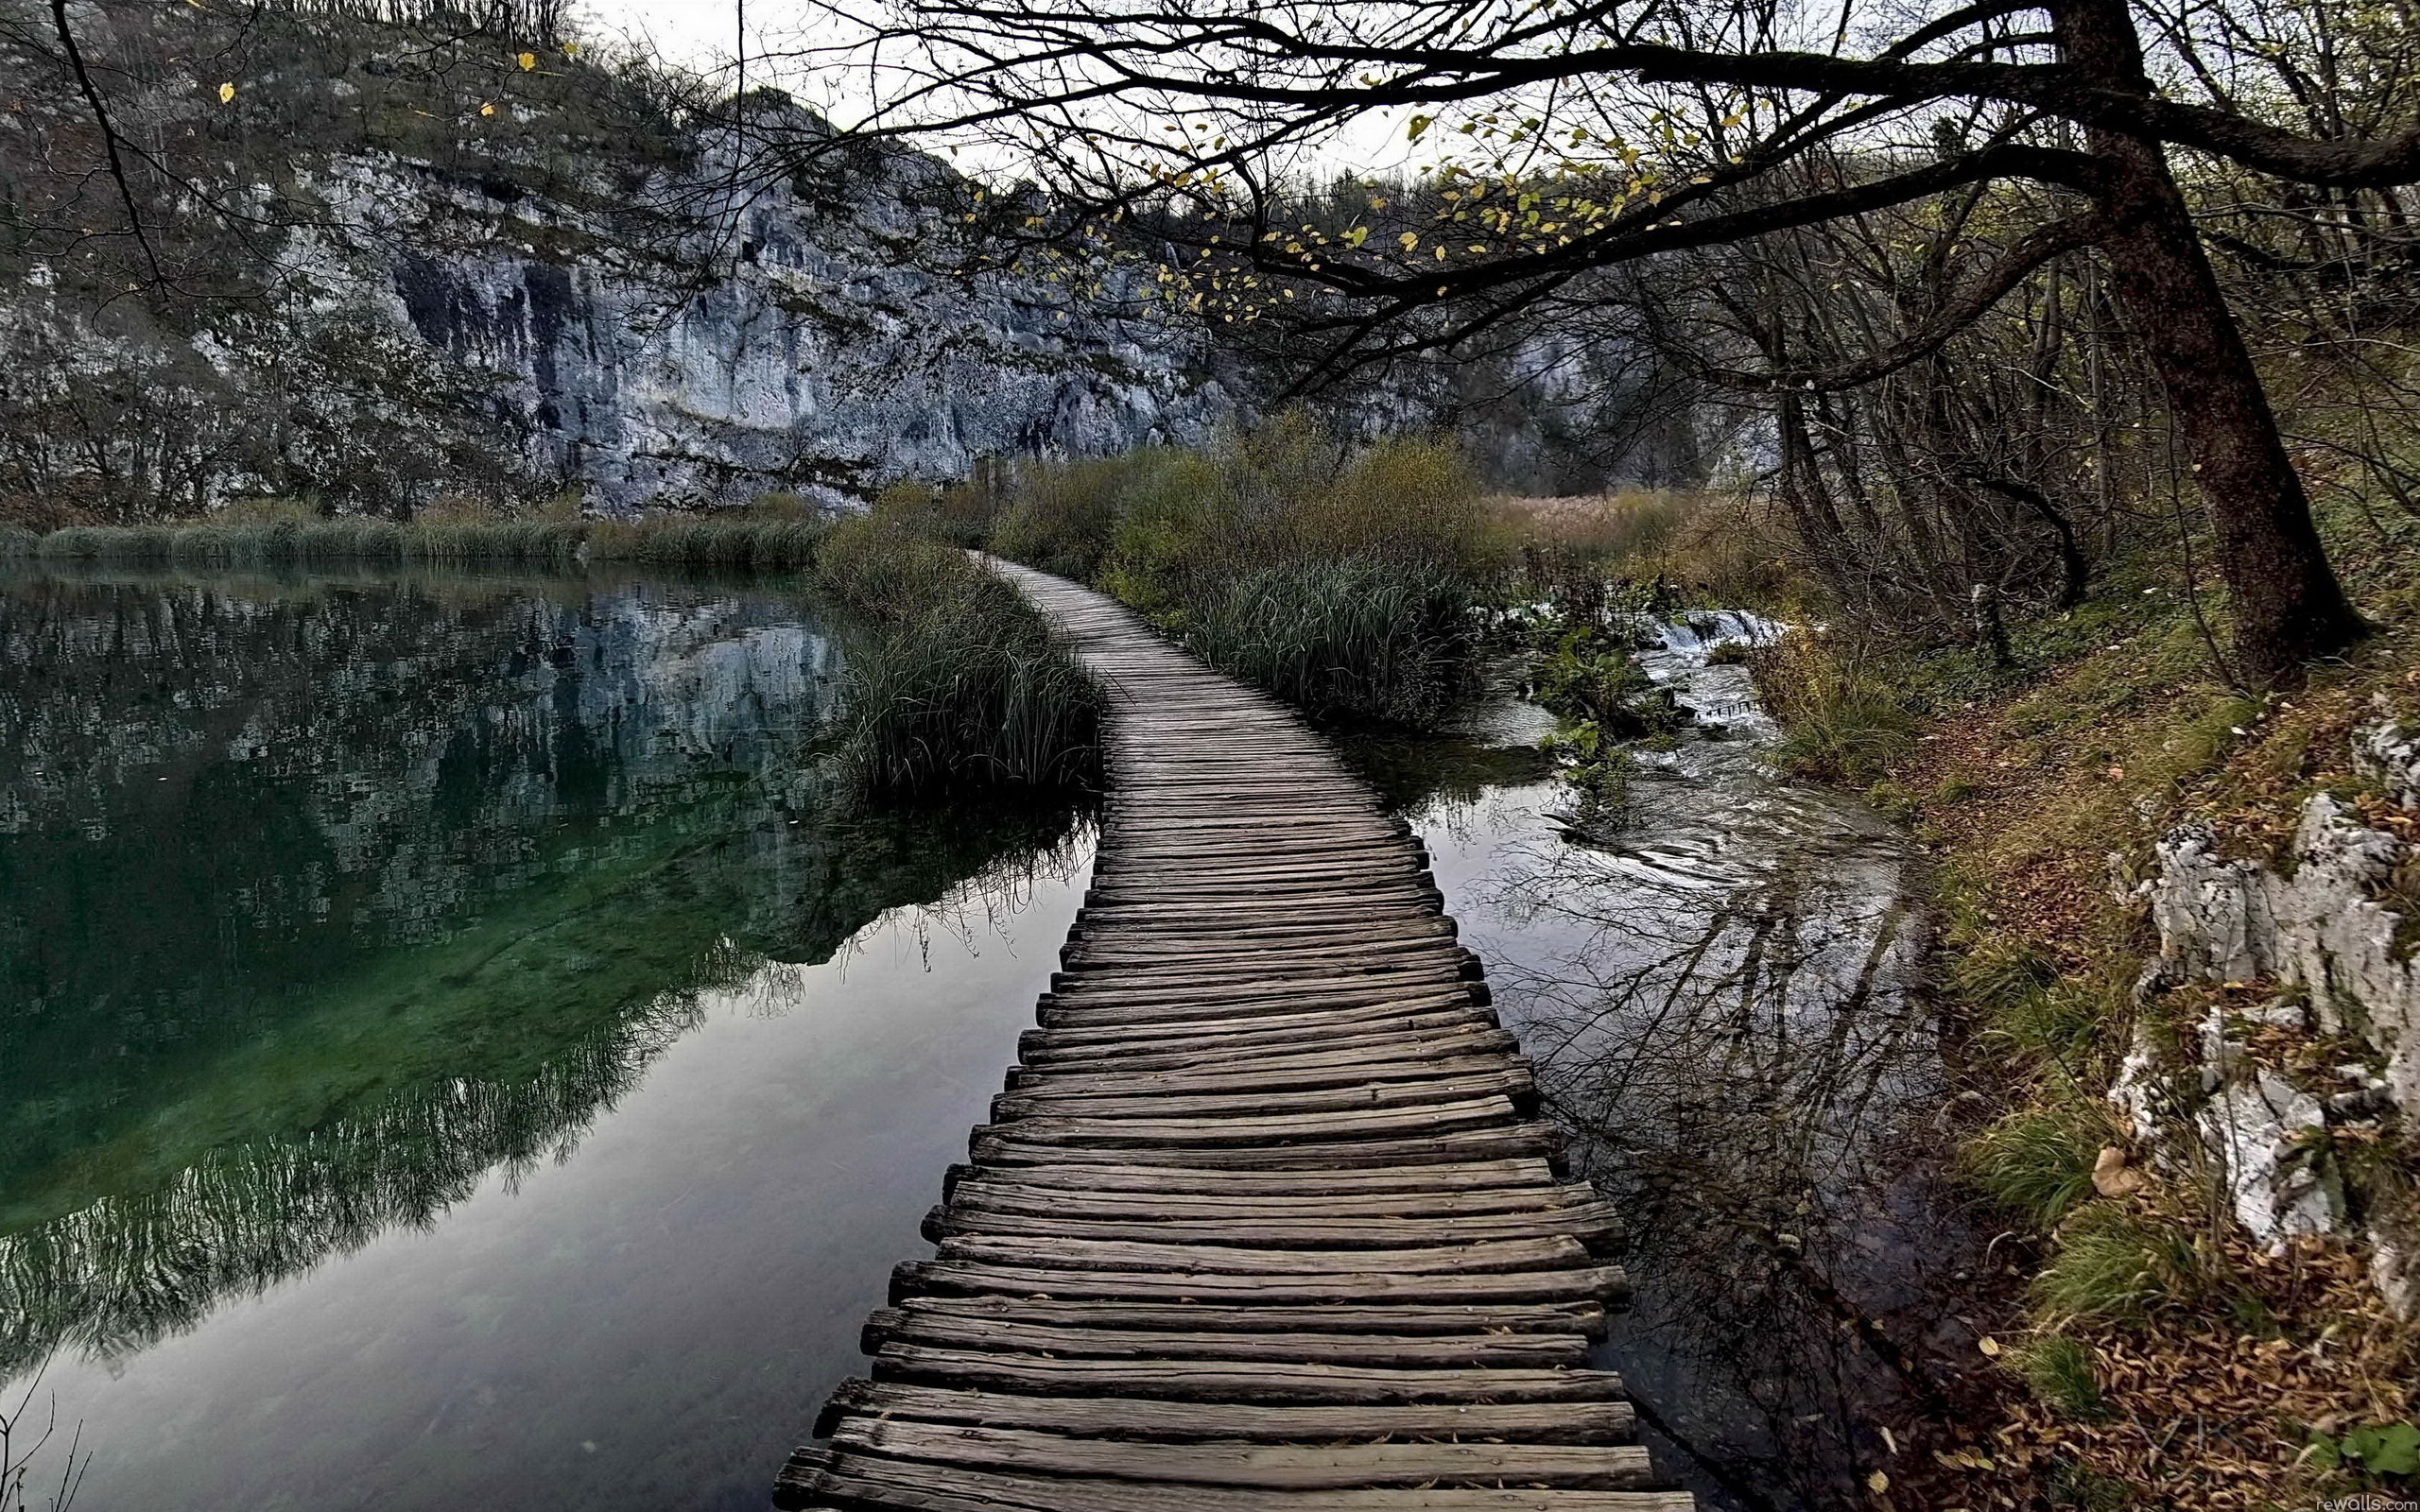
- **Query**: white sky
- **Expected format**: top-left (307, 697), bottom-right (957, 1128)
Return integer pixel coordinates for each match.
top-left (571, 0), bottom-right (1536, 184)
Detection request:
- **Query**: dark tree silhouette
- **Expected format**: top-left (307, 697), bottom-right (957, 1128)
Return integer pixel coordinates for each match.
top-left (755, 0), bottom-right (2420, 682)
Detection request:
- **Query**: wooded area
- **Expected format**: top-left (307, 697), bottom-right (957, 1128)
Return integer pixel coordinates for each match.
top-left (749, 0), bottom-right (2420, 685)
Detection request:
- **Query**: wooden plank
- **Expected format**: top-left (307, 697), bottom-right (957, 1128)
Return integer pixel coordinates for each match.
top-left (1005, 1026), bottom-right (1517, 1079)
top-left (923, 1203), bottom-right (1622, 1251)
top-left (809, 1382), bottom-right (1638, 1444)
top-left (932, 1232), bottom-right (1594, 1277)
top-left (988, 1067), bottom-right (1535, 1123)
top-left (825, 1420), bottom-right (1659, 1488)
top-left (940, 1157), bottom-right (1561, 1198)
top-left (871, 1294), bottom-right (1608, 1340)
top-left (781, 1452), bottom-right (1694, 1512)
top-left (862, 1309), bottom-right (1592, 1367)
top-left (873, 1347), bottom-right (1627, 1404)
top-left (975, 1095), bottom-right (1526, 1149)
top-left (947, 1176), bottom-right (1599, 1218)
top-left (892, 1259), bottom-right (1631, 1309)
top-left (968, 1123), bottom-right (1567, 1170)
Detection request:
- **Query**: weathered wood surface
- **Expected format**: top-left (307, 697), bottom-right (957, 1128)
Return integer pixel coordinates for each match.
top-left (778, 564), bottom-right (1685, 1511)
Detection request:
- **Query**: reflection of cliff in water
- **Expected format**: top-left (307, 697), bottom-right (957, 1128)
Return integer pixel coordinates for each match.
top-left (1391, 625), bottom-right (2000, 1512)
top-left (0, 571), bottom-right (1083, 1376)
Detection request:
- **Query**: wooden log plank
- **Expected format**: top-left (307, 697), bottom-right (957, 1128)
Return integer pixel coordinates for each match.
top-left (873, 1294), bottom-right (1608, 1340)
top-left (872, 1347), bottom-right (1626, 1404)
top-left (1024, 997), bottom-right (1491, 1052)
top-left (988, 1067), bottom-right (1534, 1123)
top-left (971, 1093), bottom-right (1524, 1149)
top-left (948, 1177), bottom-right (1607, 1221)
top-left (931, 1231), bottom-right (1595, 1277)
top-left (891, 1259), bottom-right (1631, 1309)
top-left (922, 1204), bottom-right (1623, 1252)
top-left (940, 1157), bottom-right (1560, 1198)
top-left (808, 1381), bottom-right (1638, 1445)
top-left (825, 1420), bottom-right (1659, 1489)
top-left (861, 1310), bottom-right (1592, 1367)
top-left (1006, 1026), bottom-right (1517, 1080)
top-left (1002, 1054), bottom-right (1530, 1100)
top-left (968, 1123), bottom-right (1567, 1170)
top-left (781, 1451), bottom-right (1694, 1512)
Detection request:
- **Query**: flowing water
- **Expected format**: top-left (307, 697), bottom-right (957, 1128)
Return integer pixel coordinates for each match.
top-left (1345, 614), bottom-right (2005, 1512)
top-left (0, 567), bottom-right (1094, 1510)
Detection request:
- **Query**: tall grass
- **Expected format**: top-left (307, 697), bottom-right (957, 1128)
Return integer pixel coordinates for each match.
top-left (1747, 627), bottom-right (1921, 782)
top-left (20, 515), bottom-right (824, 570)
top-left (987, 418), bottom-right (1501, 725)
top-left (1184, 561), bottom-right (1479, 725)
top-left (815, 520), bottom-right (1099, 795)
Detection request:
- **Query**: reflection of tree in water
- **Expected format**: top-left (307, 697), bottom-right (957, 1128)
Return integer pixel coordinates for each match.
top-left (1478, 771), bottom-right (1996, 1512)
top-left (0, 570), bottom-right (1087, 1384)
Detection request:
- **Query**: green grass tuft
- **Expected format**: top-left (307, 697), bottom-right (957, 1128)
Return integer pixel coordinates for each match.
top-left (2010, 1332), bottom-right (2106, 1418)
top-left (1962, 1098), bottom-right (2106, 1228)
top-left (2030, 1205), bottom-right (2206, 1324)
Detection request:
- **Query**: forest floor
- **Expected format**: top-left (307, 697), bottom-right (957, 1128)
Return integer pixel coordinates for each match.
top-left (1862, 524), bottom-right (2420, 1511)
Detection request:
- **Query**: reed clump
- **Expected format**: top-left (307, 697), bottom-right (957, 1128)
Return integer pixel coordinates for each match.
top-left (22, 513), bottom-right (826, 570)
top-left (988, 417), bottom-right (1500, 724)
top-left (814, 519), bottom-right (1099, 795)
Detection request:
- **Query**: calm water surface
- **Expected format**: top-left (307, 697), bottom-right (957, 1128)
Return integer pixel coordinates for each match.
top-left (0, 568), bottom-right (1090, 1510)
top-left (8, 574), bottom-right (1995, 1512)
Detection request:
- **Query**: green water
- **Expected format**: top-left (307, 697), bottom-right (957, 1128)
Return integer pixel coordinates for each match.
top-left (0, 568), bottom-right (1090, 1509)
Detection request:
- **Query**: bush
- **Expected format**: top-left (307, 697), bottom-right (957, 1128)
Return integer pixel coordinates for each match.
top-left (815, 520), bottom-right (1099, 793)
top-left (989, 420), bottom-right (1499, 726)
top-left (1749, 628), bottom-right (1919, 782)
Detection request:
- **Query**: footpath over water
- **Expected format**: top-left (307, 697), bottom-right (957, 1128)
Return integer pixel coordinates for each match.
top-left (775, 564), bottom-right (1691, 1511)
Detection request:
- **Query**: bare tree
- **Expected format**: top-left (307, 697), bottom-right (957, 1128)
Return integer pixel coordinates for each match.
top-left (745, 0), bottom-right (2420, 681)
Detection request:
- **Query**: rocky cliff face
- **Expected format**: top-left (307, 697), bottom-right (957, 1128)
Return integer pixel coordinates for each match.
top-left (2119, 706), bottom-right (2420, 1313)
top-left (306, 118), bottom-right (1232, 512)
top-left (0, 6), bottom-right (1703, 521)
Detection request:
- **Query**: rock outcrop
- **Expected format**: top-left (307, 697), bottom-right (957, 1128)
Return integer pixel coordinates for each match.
top-left (2125, 703), bottom-right (2420, 1312)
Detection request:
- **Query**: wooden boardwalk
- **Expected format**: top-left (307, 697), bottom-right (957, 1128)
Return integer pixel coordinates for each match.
top-left (775, 565), bottom-right (1689, 1512)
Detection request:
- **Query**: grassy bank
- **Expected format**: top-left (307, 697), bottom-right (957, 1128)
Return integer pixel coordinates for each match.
top-left (812, 518), bottom-right (1099, 796)
top-left (4, 512), bottom-right (827, 571)
top-left (1738, 522), bottom-right (2420, 1508)
top-left (968, 419), bottom-right (1501, 726)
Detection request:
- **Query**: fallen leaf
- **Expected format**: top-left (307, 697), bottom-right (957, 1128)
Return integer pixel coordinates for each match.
top-left (1868, 1469), bottom-right (1890, 1493)
top-left (1979, 1335), bottom-right (2001, 1357)
top-left (2092, 1145), bottom-right (2151, 1196)
top-left (216, 80), bottom-right (235, 103)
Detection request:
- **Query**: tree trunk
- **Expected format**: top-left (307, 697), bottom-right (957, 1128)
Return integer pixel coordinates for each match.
top-left (2052, 0), bottom-right (2365, 685)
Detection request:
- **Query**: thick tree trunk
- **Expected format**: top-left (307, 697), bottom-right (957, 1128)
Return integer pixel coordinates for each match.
top-left (2054, 0), bottom-right (2366, 685)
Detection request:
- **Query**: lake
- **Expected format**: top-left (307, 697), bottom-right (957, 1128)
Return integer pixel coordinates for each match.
top-left (2, 569), bottom-right (1985, 1512)
top-left (0, 567), bottom-right (1091, 1510)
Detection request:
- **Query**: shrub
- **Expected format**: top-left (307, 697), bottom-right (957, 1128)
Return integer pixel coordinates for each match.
top-left (1749, 628), bottom-right (1919, 782)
